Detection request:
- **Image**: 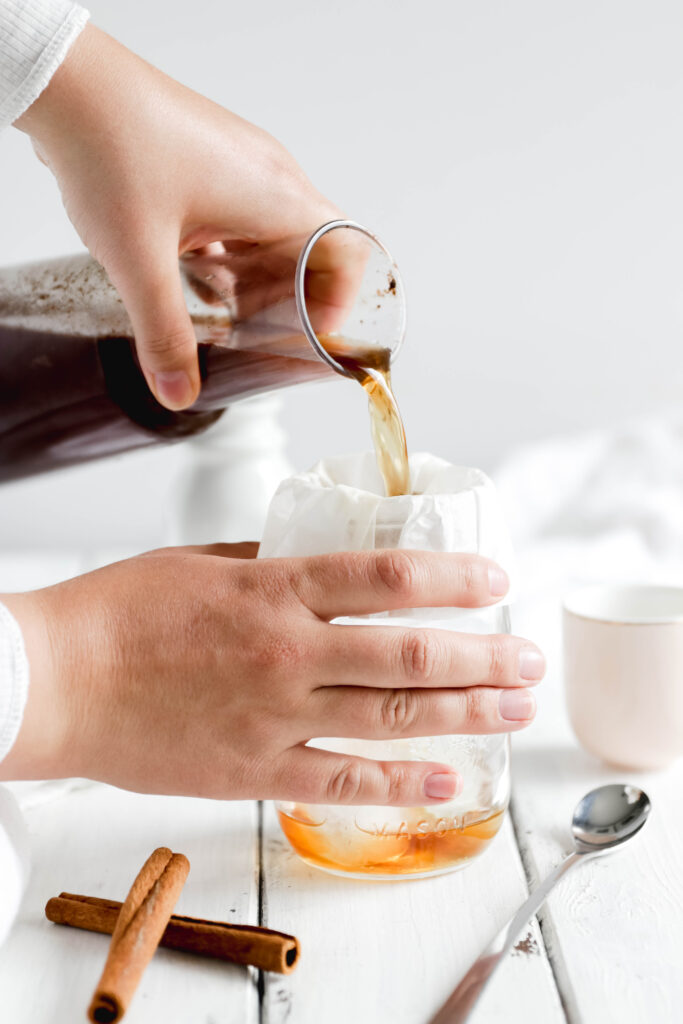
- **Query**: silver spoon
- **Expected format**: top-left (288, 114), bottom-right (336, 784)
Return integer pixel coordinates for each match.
top-left (429, 783), bottom-right (651, 1024)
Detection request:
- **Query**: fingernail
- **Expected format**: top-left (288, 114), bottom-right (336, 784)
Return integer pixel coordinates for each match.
top-left (518, 647), bottom-right (546, 681)
top-left (153, 370), bottom-right (193, 409)
top-left (424, 772), bottom-right (461, 800)
top-left (499, 688), bottom-right (536, 721)
top-left (488, 566), bottom-right (509, 597)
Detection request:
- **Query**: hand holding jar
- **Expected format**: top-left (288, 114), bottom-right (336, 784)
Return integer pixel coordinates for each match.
top-left (0, 543), bottom-right (543, 807)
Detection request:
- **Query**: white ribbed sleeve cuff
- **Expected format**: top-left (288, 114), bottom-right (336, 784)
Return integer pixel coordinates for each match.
top-left (0, 0), bottom-right (89, 130)
top-left (0, 603), bottom-right (29, 763)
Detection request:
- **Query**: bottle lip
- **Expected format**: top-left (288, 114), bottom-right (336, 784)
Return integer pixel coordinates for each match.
top-left (294, 219), bottom-right (406, 378)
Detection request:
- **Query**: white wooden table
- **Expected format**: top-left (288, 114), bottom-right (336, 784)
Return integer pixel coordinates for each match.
top-left (2, 550), bottom-right (682, 1023)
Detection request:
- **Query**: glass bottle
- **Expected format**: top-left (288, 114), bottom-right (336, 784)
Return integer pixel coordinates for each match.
top-left (0, 222), bottom-right (405, 481)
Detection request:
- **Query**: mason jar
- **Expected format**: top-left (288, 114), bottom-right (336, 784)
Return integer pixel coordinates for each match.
top-left (260, 452), bottom-right (514, 881)
top-left (276, 606), bottom-right (511, 880)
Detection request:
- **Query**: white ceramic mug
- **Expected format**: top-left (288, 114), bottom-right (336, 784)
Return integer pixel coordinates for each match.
top-left (563, 584), bottom-right (683, 770)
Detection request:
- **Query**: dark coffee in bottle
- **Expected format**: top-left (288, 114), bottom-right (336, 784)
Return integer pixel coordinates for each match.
top-left (0, 324), bottom-right (338, 483)
top-left (0, 239), bottom-right (409, 490)
top-left (0, 254), bottom-right (334, 482)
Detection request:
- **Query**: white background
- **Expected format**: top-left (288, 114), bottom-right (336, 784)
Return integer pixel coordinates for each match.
top-left (2, 0), bottom-right (683, 549)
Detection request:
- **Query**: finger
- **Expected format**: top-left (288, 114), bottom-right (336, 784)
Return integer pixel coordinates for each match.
top-left (314, 626), bottom-right (545, 688)
top-left (109, 250), bottom-right (200, 410)
top-left (310, 684), bottom-right (536, 739)
top-left (286, 550), bottom-right (510, 619)
top-left (275, 746), bottom-right (463, 806)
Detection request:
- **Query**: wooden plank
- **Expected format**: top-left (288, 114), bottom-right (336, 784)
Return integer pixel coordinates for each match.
top-left (1, 784), bottom-right (259, 1024)
top-left (510, 587), bottom-right (683, 1024)
top-left (261, 801), bottom-right (565, 1024)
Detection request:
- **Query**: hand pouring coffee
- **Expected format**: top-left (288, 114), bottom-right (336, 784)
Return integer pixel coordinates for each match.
top-left (0, 220), bottom-right (407, 485)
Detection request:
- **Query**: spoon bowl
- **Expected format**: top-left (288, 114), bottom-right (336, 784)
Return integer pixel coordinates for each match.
top-left (571, 783), bottom-right (651, 853)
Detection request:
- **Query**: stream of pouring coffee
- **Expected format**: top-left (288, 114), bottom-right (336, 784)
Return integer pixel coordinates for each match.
top-left (324, 341), bottom-right (411, 497)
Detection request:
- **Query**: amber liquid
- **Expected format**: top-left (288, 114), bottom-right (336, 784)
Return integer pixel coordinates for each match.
top-left (327, 342), bottom-right (411, 497)
top-left (277, 807), bottom-right (505, 877)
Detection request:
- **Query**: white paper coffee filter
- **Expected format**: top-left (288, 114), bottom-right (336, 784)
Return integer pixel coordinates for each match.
top-left (259, 452), bottom-right (515, 619)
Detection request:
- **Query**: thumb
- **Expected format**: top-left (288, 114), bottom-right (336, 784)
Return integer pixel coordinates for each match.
top-left (278, 747), bottom-right (462, 806)
top-left (110, 253), bottom-right (200, 411)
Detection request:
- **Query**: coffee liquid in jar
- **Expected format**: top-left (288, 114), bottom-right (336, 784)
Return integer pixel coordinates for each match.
top-left (277, 806), bottom-right (505, 877)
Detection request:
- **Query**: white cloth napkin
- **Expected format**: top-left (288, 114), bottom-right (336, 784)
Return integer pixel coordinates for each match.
top-left (495, 411), bottom-right (683, 599)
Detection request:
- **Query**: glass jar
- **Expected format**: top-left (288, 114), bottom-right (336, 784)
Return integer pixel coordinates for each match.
top-left (260, 452), bottom-right (514, 880)
top-left (277, 606), bottom-right (511, 880)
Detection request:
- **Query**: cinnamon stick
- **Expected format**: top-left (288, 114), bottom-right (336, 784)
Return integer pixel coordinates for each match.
top-left (46, 892), bottom-right (300, 974)
top-left (86, 847), bottom-right (190, 1023)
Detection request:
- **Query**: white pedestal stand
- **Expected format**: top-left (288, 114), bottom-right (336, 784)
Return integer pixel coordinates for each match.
top-left (168, 396), bottom-right (293, 546)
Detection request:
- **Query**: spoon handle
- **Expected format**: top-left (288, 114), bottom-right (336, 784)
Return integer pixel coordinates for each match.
top-left (429, 850), bottom-right (588, 1024)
